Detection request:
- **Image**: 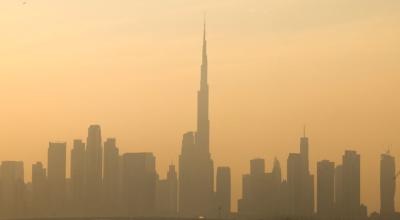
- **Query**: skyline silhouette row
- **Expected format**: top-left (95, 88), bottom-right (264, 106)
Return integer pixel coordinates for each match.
top-left (0, 24), bottom-right (398, 220)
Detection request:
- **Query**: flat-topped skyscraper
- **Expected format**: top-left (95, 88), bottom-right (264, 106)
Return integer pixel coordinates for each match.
top-left (179, 20), bottom-right (215, 217)
top-left (317, 160), bottom-right (335, 217)
top-left (342, 150), bottom-right (361, 218)
top-left (0, 161), bottom-right (25, 218)
top-left (85, 125), bottom-right (103, 214)
top-left (380, 152), bottom-right (396, 215)
top-left (103, 138), bottom-right (120, 215)
top-left (71, 139), bottom-right (85, 214)
top-left (48, 142), bottom-right (67, 216)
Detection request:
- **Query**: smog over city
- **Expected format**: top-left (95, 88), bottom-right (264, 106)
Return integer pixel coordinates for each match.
top-left (0, 1), bottom-right (400, 220)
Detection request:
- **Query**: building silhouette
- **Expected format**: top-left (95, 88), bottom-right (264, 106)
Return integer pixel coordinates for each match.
top-left (380, 153), bottom-right (396, 216)
top-left (121, 152), bottom-right (157, 216)
top-left (286, 132), bottom-right (314, 218)
top-left (71, 139), bottom-right (85, 214)
top-left (0, 20), bottom-right (398, 220)
top-left (238, 158), bottom-right (282, 218)
top-left (317, 160), bottom-right (335, 218)
top-left (287, 153), bottom-right (303, 216)
top-left (238, 158), bottom-right (266, 216)
top-left (216, 166), bottom-right (231, 218)
top-left (156, 164), bottom-right (178, 216)
top-left (48, 142), bottom-right (67, 216)
top-left (103, 138), bottom-right (120, 215)
top-left (178, 21), bottom-right (215, 218)
top-left (0, 161), bottom-right (25, 218)
top-left (342, 150), bottom-right (361, 218)
top-left (335, 164), bottom-right (343, 216)
top-left (31, 162), bottom-right (48, 216)
top-left (300, 132), bottom-right (315, 217)
top-left (85, 125), bottom-right (103, 215)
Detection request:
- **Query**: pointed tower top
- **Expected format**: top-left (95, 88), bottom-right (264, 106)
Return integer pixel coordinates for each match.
top-left (203, 12), bottom-right (206, 41)
top-left (200, 14), bottom-right (208, 88)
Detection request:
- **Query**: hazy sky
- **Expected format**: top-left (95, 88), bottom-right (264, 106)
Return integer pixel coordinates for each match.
top-left (1, 0), bottom-right (400, 213)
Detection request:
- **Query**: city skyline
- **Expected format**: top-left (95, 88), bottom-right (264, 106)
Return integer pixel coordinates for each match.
top-left (0, 24), bottom-right (398, 217)
top-left (1, 1), bottom-right (400, 215)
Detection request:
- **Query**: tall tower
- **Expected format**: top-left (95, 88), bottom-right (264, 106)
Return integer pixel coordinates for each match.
top-left (32, 162), bottom-right (48, 216)
top-left (71, 139), bottom-right (85, 214)
top-left (342, 150), bottom-right (361, 218)
top-left (380, 152), bottom-right (396, 215)
top-left (103, 138), bottom-right (120, 215)
top-left (85, 125), bottom-right (103, 214)
top-left (300, 126), bottom-right (309, 173)
top-left (196, 19), bottom-right (210, 154)
top-left (0, 161), bottom-right (25, 218)
top-left (317, 160), bottom-right (335, 217)
top-left (121, 153), bottom-right (157, 216)
top-left (179, 20), bottom-right (215, 217)
top-left (48, 142), bottom-right (67, 216)
top-left (216, 167), bottom-right (231, 218)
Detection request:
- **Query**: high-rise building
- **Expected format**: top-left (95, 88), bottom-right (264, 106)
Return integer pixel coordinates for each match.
top-left (0, 161), bottom-right (25, 218)
top-left (334, 164), bottom-right (343, 215)
top-left (156, 164), bottom-right (178, 216)
top-left (300, 128), bottom-right (309, 173)
top-left (85, 125), bottom-right (103, 214)
top-left (342, 150), bottom-right (361, 218)
top-left (216, 167), bottom-right (231, 218)
top-left (299, 131), bottom-right (314, 216)
top-left (380, 152), bottom-right (396, 215)
top-left (121, 152), bottom-right (157, 216)
top-left (287, 153), bottom-right (303, 216)
top-left (70, 139), bottom-right (85, 214)
top-left (178, 20), bottom-right (215, 218)
top-left (48, 142), bottom-right (66, 216)
top-left (238, 158), bottom-right (282, 218)
top-left (238, 159), bottom-right (263, 216)
top-left (317, 160), bottom-right (335, 217)
top-left (103, 138), bottom-right (120, 214)
top-left (250, 159), bottom-right (265, 176)
top-left (32, 162), bottom-right (48, 216)
top-left (285, 132), bottom-right (314, 218)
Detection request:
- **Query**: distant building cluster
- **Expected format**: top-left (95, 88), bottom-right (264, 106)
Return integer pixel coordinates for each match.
top-left (0, 24), bottom-right (398, 220)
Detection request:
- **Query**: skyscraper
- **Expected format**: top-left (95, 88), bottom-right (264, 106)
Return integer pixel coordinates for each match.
top-left (103, 138), bottom-right (120, 214)
top-left (299, 131), bottom-right (314, 217)
top-left (85, 125), bottom-right (103, 214)
top-left (178, 20), bottom-right (215, 217)
top-left (250, 159), bottom-right (265, 176)
top-left (342, 150), bottom-right (361, 218)
top-left (70, 139), bottom-right (85, 214)
top-left (287, 153), bottom-right (303, 216)
top-left (238, 159), bottom-right (267, 217)
top-left (48, 142), bottom-right (67, 216)
top-left (300, 128), bottom-right (309, 173)
top-left (334, 164), bottom-right (343, 216)
top-left (0, 161), bottom-right (25, 218)
top-left (216, 167), bottom-right (231, 218)
top-left (121, 152), bottom-right (157, 216)
top-left (286, 131), bottom-right (314, 218)
top-left (32, 162), bottom-right (48, 216)
top-left (238, 158), bottom-right (282, 218)
top-left (380, 152), bottom-right (396, 215)
top-left (156, 164), bottom-right (178, 216)
top-left (317, 160), bottom-right (335, 217)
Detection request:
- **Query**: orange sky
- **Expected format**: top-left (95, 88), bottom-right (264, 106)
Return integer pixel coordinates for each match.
top-left (1, 0), bottom-right (400, 213)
